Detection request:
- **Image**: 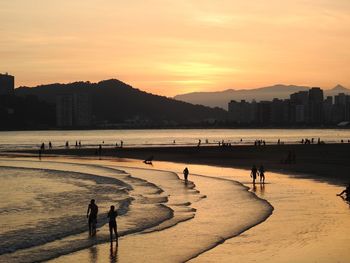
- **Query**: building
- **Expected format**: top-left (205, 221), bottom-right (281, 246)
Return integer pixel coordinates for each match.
top-left (270, 98), bottom-right (287, 124)
top-left (0, 73), bottom-right (15, 95)
top-left (308, 87), bottom-right (324, 123)
top-left (56, 93), bottom-right (92, 127)
top-left (56, 95), bottom-right (73, 127)
top-left (73, 93), bottom-right (91, 126)
top-left (323, 96), bottom-right (333, 124)
top-left (290, 91), bottom-right (308, 123)
top-left (228, 100), bottom-right (254, 124)
top-left (227, 87), bottom-right (350, 126)
top-left (256, 101), bottom-right (271, 124)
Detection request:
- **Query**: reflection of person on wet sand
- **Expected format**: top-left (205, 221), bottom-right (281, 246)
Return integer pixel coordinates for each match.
top-left (110, 242), bottom-right (118, 263)
top-left (250, 165), bottom-right (258, 184)
top-left (337, 184), bottom-right (350, 201)
top-left (108, 205), bottom-right (118, 244)
top-left (183, 167), bottom-right (189, 182)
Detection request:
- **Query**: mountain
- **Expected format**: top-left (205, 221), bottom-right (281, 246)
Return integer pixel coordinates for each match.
top-left (174, 84), bottom-right (350, 110)
top-left (15, 79), bottom-right (227, 126)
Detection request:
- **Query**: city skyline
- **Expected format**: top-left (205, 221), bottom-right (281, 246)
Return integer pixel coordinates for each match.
top-left (1, 0), bottom-right (350, 96)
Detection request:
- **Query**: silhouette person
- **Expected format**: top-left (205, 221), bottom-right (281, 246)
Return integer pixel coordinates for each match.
top-left (87, 199), bottom-right (98, 235)
top-left (337, 184), bottom-right (350, 201)
top-left (183, 167), bottom-right (189, 182)
top-left (251, 165), bottom-right (258, 184)
top-left (144, 155), bottom-right (154, 165)
top-left (258, 165), bottom-right (265, 184)
top-left (108, 205), bottom-right (118, 244)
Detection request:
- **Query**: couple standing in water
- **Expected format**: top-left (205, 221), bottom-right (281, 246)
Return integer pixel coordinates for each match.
top-left (86, 199), bottom-right (118, 243)
top-left (250, 165), bottom-right (266, 184)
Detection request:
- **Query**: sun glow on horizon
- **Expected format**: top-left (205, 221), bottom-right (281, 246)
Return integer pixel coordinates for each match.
top-left (1, 0), bottom-right (350, 96)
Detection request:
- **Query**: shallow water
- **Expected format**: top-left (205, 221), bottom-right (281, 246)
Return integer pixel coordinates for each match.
top-left (0, 159), bottom-right (178, 262)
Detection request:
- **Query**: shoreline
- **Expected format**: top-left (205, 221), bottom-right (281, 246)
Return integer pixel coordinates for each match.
top-left (1, 154), bottom-right (349, 262)
top-left (8, 143), bottom-right (350, 185)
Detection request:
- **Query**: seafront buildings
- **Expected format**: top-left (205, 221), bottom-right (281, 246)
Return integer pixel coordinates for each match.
top-left (228, 87), bottom-right (350, 125)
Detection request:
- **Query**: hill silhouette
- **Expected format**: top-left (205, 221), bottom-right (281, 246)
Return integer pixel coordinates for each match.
top-left (15, 79), bottom-right (227, 127)
top-left (174, 84), bottom-right (350, 110)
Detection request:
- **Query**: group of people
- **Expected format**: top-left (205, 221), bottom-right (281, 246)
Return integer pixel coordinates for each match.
top-left (250, 165), bottom-right (266, 184)
top-left (86, 199), bottom-right (119, 243)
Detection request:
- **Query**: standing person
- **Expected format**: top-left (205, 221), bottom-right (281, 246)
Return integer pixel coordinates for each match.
top-left (107, 205), bottom-right (118, 244)
top-left (87, 199), bottom-right (98, 235)
top-left (258, 165), bottom-right (265, 184)
top-left (183, 167), bottom-right (189, 182)
top-left (251, 165), bottom-right (258, 184)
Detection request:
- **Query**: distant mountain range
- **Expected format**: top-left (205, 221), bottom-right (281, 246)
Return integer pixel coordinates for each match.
top-left (14, 79), bottom-right (227, 126)
top-left (174, 84), bottom-right (350, 110)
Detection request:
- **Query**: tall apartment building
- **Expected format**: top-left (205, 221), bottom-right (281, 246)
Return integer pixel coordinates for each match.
top-left (308, 87), bottom-right (324, 123)
top-left (0, 73), bottom-right (15, 95)
top-left (56, 93), bottom-right (92, 127)
top-left (228, 100), bottom-right (256, 124)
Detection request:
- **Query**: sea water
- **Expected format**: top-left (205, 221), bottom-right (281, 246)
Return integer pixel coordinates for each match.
top-left (0, 159), bottom-right (179, 262)
top-left (0, 129), bottom-right (350, 151)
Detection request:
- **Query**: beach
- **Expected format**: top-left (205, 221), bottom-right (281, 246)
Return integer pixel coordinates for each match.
top-left (0, 147), bottom-right (349, 262)
top-left (15, 142), bottom-right (350, 183)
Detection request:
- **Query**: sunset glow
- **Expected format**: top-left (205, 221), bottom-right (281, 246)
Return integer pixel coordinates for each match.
top-left (1, 0), bottom-right (350, 96)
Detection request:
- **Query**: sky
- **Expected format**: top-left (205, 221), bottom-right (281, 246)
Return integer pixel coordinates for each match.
top-left (1, 0), bottom-right (350, 96)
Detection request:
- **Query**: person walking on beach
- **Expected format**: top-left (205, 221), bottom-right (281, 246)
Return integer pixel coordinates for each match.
top-left (183, 167), bottom-right (189, 182)
top-left (87, 199), bottom-right (98, 235)
top-left (107, 205), bottom-right (118, 244)
top-left (337, 184), bottom-right (350, 201)
top-left (258, 165), bottom-right (265, 184)
top-left (251, 165), bottom-right (258, 184)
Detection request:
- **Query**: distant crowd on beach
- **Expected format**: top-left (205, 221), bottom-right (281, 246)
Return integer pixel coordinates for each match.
top-left (36, 136), bottom-right (350, 153)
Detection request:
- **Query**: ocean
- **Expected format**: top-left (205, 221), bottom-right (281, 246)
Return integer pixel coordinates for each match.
top-left (0, 129), bottom-right (349, 151)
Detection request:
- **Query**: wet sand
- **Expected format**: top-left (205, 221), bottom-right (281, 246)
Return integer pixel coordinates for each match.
top-left (52, 158), bottom-right (350, 263)
top-left (11, 143), bottom-right (350, 184)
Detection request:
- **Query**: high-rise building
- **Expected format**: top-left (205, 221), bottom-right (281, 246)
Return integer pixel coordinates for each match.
top-left (308, 87), bottom-right (324, 123)
top-left (56, 93), bottom-right (92, 127)
top-left (332, 93), bottom-right (348, 122)
top-left (73, 93), bottom-right (92, 126)
top-left (56, 95), bottom-right (73, 127)
top-left (323, 96), bottom-right (333, 124)
top-left (290, 91), bottom-right (308, 123)
top-left (0, 73), bottom-right (15, 95)
top-left (256, 101), bottom-right (271, 124)
top-left (228, 100), bottom-right (254, 124)
top-left (308, 87), bottom-right (324, 103)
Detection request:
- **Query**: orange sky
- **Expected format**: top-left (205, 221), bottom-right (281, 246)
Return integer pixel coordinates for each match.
top-left (1, 0), bottom-right (350, 96)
